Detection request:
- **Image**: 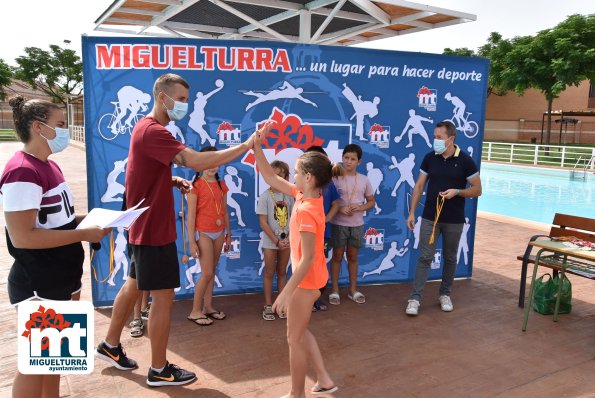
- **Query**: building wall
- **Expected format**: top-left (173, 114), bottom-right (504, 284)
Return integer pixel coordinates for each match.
top-left (484, 80), bottom-right (595, 143)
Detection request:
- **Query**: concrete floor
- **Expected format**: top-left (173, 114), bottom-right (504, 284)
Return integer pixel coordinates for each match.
top-left (0, 143), bottom-right (593, 397)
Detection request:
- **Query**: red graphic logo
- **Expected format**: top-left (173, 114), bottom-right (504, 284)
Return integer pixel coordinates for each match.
top-left (217, 121), bottom-right (234, 132)
top-left (368, 123), bottom-right (384, 135)
top-left (417, 86), bottom-right (432, 97)
top-left (364, 227), bottom-right (380, 236)
top-left (243, 108), bottom-right (325, 166)
top-left (22, 305), bottom-right (71, 350)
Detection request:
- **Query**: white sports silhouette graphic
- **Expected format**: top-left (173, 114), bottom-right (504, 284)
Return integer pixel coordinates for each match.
top-left (107, 227), bottom-right (129, 286)
top-left (185, 256), bottom-right (223, 289)
top-left (362, 240), bottom-right (409, 278)
top-left (111, 86), bottom-right (151, 134)
top-left (457, 217), bottom-right (471, 265)
top-left (445, 92), bottom-right (479, 138)
top-left (257, 231), bottom-right (266, 276)
top-left (166, 121), bottom-right (185, 144)
top-left (244, 81), bottom-right (317, 111)
top-left (101, 158), bottom-right (127, 203)
top-left (467, 145), bottom-right (474, 158)
top-left (366, 162), bottom-right (384, 215)
top-left (389, 153), bottom-right (416, 196)
top-left (225, 166), bottom-right (248, 227)
top-left (188, 79), bottom-right (224, 146)
top-left (413, 216), bottom-right (422, 249)
top-left (394, 109), bottom-right (433, 148)
top-left (342, 82), bottom-right (380, 141)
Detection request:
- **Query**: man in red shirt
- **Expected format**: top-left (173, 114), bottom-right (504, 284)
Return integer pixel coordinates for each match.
top-left (96, 73), bottom-right (259, 387)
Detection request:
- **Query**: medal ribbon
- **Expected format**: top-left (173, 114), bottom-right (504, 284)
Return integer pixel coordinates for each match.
top-left (202, 176), bottom-right (223, 220)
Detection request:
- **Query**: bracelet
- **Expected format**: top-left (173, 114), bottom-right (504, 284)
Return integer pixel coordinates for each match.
top-left (456, 189), bottom-right (461, 196)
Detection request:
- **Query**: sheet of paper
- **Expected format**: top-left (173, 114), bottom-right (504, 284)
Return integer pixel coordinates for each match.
top-left (76, 199), bottom-right (148, 230)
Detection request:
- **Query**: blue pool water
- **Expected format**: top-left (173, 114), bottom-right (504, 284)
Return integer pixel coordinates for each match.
top-left (478, 163), bottom-right (594, 224)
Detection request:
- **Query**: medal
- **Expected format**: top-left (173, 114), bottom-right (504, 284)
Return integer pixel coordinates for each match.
top-left (216, 218), bottom-right (222, 226)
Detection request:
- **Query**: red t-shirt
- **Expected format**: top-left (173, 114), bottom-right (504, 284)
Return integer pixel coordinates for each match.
top-left (289, 187), bottom-right (328, 290)
top-left (190, 178), bottom-right (229, 232)
top-left (126, 116), bottom-right (186, 246)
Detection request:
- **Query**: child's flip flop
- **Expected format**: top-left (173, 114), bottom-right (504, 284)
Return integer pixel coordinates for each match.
top-left (312, 384), bottom-right (339, 395)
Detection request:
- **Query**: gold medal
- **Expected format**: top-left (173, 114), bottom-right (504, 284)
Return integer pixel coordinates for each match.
top-left (216, 218), bottom-right (222, 226)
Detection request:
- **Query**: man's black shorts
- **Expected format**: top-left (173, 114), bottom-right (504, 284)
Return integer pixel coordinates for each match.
top-left (128, 242), bottom-right (180, 290)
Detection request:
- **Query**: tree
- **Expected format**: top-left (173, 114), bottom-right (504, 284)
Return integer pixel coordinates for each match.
top-left (443, 32), bottom-right (511, 96)
top-left (0, 59), bottom-right (13, 101)
top-left (14, 45), bottom-right (83, 105)
top-left (496, 14), bottom-right (595, 144)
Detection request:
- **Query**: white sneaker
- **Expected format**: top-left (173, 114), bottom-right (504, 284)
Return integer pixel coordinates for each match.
top-left (405, 299), bottom-right (420, 316)
top-left (439, 295), bottom-right (453, 312)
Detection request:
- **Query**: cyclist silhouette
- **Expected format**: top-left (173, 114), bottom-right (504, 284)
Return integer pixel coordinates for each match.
top-left (111, 86), bottom-right (151, 134)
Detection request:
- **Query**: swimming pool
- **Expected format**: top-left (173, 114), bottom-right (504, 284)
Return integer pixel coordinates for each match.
top-left (478, 163), bottom-right (594, 224)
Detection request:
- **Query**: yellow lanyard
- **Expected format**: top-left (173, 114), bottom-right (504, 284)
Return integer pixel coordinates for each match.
top-left (268, 189), bottom-right (288, 228)
top-left (201, 176), bottom-right (223, 216)
top-left (180, 191), bottom-right (189, 263)
top-left (91, 229), bottom-right (115, 283)
top-left (345, 173), bottom-right (358, 205)
top-left (429, 195), bottom-right (445, 244)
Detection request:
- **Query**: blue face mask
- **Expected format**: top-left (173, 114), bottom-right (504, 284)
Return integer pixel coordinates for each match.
top-left (433, 138), bottom-right (448, 155)
top-left (163, 93), bottom-right (188, 121)
top-left (40, 122), bottom-right (70, 154)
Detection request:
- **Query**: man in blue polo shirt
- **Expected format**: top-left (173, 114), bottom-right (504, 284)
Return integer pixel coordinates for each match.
top-left (405, 120), bottom-right (482, 316)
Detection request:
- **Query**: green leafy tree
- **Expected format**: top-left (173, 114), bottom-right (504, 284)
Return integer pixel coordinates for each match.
top-left (443, 32), bottom-right (510, 96)
top-left (493, 14), bottom-right (595, 143)
top-left (0, 58), bottom-right (13, 101)
top-left (14, 45), bottom-right (82, 105)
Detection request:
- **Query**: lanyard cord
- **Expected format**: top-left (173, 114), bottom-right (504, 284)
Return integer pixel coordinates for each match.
top-left (180, 191), bottom-right (190, 264)
top-left (429, 195), bottom-right (445, 244)
top-left (91, 230), bottom-right (115, 283)
top-left (180, 191), bottom-right (189, 263)
top-left (201, 176), bottom-right (223, 216)
top-left (345, 173), bottom-right (358, 205)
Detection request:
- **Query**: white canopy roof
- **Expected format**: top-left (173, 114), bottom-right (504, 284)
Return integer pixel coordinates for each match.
top-left (94, 0), bottom-right (476, 46)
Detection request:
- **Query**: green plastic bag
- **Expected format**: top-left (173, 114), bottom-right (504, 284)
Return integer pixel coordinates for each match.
top-left (532, 273), bottom-right (572, 315)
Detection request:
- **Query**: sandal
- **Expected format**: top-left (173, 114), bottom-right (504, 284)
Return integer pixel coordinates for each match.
top-left (347, 291), bottom-right (366, 304)
top-left (312, 384), bottom-right (339, 395)
top-left (262, 305), bottom-right (275, 321)
top-left (314, 299), bottom-right (329, 311)
top-left (206, 311), bottom-right (226, 320)
top-left (129, 319), bottom-right (144, 337)
top-left (140, 304), bottom-right (150, 321)
top-left (188, 315), bottom-right (213, 326)
top-left (328, 292), bottom-right (340, 305)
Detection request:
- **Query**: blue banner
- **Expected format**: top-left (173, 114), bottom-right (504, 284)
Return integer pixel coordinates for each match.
top-left (82, 36), bottom-right (489, 306)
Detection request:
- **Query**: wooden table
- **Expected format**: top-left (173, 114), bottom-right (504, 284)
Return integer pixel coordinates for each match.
top-left (522, 240), bottom-right (595, 331)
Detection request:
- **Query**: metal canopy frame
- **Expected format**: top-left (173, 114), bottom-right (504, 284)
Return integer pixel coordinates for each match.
top-left (94, 0), bottom-right (476, 46)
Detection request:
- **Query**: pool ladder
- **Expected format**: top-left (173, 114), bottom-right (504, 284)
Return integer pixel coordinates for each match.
top-left (570, 155), bottom-right (595, 180)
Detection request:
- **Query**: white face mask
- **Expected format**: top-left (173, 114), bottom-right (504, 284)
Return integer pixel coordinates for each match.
top-left (40, 122), bottom-right (70, 153)
top-left (162, 93), bottom-right (188, 121)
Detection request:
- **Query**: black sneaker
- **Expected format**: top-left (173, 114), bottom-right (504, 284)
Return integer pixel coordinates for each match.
top-left (147, 362), bottom-right (197, 387)
top-left (95, 341), bottom-right (138, 370)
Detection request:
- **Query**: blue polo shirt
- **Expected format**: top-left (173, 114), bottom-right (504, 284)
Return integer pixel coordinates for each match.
top-left (420, 145), bottom-right (478, 224)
